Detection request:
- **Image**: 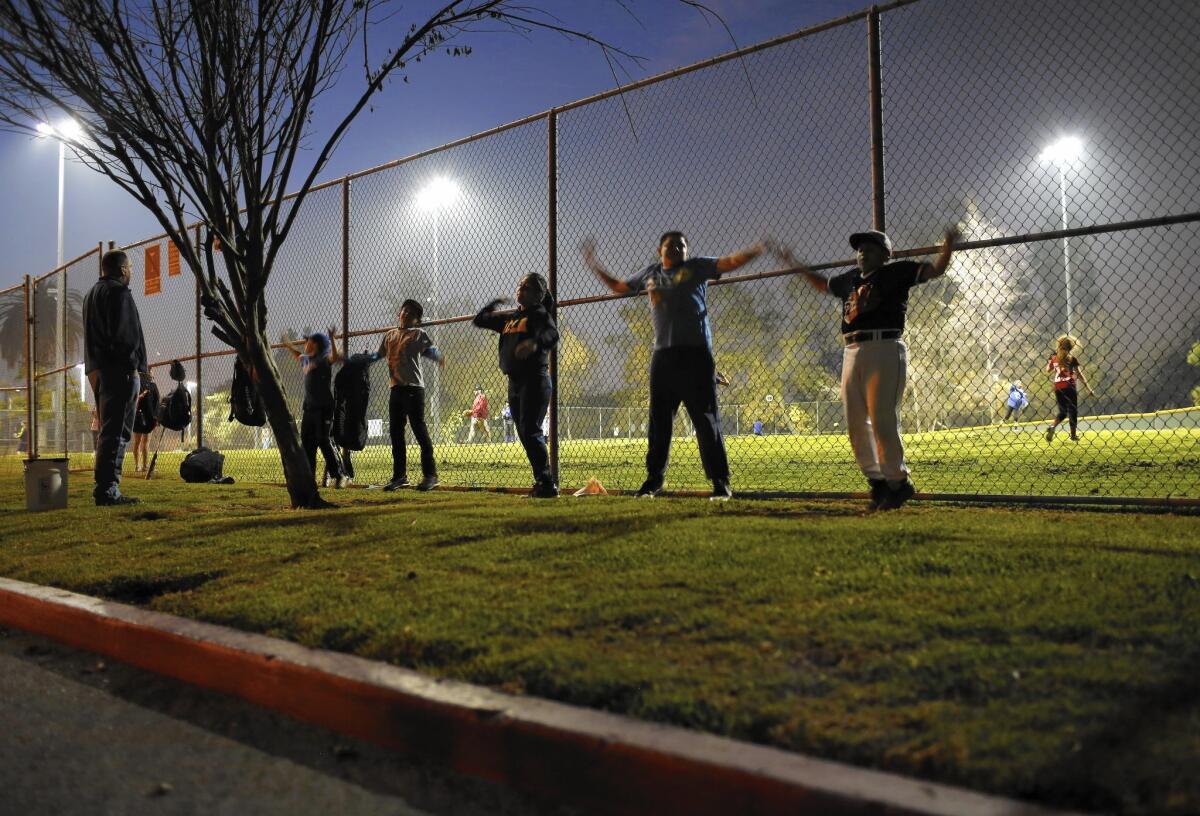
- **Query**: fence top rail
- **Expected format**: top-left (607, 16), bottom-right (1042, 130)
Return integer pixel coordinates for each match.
top-left (31, 246), bottom-right (101, 283)
top-left (0, 280), bottom-right (27, 297)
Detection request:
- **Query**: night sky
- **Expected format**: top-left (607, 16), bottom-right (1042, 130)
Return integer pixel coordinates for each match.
top-left (0, 0), bottom-right (862, 290)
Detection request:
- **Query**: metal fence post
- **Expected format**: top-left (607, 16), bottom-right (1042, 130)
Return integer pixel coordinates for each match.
top-left (547, 108), bottom-right (560, 483)
top-left (60, 267), bottom-right (68, 457)
top-left (194, 235), bottom-right (204, 448)
top-left (342, 178), bottom-right (351, 359)
top-left (868, 5), bottom-right (886, 232)
top-left (23, 275), bottom-right (34, 460)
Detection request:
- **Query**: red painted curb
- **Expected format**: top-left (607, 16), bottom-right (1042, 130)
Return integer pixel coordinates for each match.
top-left (0, 577), bottom-right (1079, 816)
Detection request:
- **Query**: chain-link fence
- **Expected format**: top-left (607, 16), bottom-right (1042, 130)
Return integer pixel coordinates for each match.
top-left (7, 0), bottom-right (1200, 503)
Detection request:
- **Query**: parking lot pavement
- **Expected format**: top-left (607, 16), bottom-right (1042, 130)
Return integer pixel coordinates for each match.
top-left (0, 626), bottom-right (574, 816)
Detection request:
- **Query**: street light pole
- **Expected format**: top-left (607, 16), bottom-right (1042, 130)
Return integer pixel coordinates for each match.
top-left (415, 177), bottom-right (460, 443)
top-left (1057, 164), bottom-right (1072, 337)
top-left (1038, 135), bottom-right (1083, 338)
top-left (430, 209), bottom-right (440, 438)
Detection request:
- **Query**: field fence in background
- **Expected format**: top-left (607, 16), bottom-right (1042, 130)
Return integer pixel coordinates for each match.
top-left (2, 0), bottom-right (1198, 503)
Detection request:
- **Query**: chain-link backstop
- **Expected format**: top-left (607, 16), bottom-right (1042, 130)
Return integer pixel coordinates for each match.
top-left (4, 0), bottom-right (1198, 505)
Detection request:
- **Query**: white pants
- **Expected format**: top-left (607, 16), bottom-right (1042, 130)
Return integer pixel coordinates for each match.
top-left (841, 339), bottom-right (909, 483)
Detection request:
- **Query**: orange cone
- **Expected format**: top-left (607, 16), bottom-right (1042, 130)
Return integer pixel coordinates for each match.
top-left (573, 478), bottom-right (608, 497)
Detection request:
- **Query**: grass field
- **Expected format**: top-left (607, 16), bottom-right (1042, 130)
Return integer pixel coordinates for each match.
top-left (1, 475), bottom-right (1198, 813)
top-left (9, 424), bottom-right (1197, 499)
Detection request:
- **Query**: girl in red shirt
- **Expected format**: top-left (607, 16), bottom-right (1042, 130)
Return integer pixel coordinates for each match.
top-left (1045, 335), bottom-right (1096, 442)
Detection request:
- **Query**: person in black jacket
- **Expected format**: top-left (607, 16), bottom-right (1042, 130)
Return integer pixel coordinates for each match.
top-left (83, 249), bottom-right (149, 506)
top-left (473, 273), bottom-right (560, 498)
top-left (282, 327), bottom-right (347, 489)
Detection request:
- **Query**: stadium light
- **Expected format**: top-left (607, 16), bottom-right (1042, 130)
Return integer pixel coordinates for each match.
top-left (414, 176), bottom-right (462, 438)
top-left (1038, 136), bottom-right (1085, 336)
top-left (415, 177), bottom-right (460, 213)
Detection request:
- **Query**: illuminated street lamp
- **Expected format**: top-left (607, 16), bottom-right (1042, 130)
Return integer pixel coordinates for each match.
top-left (37, 118), bottom-right (84, 430)
top-left (414, 177), bottom-right (461, 437)
top-left (1038, 135), bottom-right (1084, 336)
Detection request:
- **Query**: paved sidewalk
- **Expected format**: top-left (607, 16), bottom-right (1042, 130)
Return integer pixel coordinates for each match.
top-left (0, 627), bottom-right (571, 816)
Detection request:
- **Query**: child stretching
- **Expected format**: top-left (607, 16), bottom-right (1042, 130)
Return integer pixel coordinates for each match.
top-left (378, 299), bottom-right (444, 491)
top-left (473, 273), bottom-right (559, 498)
top-left (282, 327), bottom-right (347, 488)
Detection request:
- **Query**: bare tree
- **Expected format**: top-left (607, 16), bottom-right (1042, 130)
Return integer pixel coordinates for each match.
top-left (0, 0), bottom-right (714, 508)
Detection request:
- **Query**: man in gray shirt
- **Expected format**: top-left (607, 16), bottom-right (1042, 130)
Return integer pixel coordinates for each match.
top-left (377, 299), bottom-right (444, 492)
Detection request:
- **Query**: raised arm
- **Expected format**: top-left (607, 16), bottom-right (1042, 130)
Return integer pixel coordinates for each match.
top-left (918, 227), bottom-right (961, 282)
top-left (581, 239), bottom-right (632, 295)
top-left (774, 244), bottom-right (832, 295)
top-left (281, 336), bottom-right (303, 360)
top-left (715, 240), bottom-right (767, 274)
top-left (327, 326), bottom-right (342, 364)
top-left (473, 298), bottom-right (512, 332)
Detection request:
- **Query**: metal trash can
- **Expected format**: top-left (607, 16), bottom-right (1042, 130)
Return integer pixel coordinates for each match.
top-left (23, 458), bottom-right (68, 512)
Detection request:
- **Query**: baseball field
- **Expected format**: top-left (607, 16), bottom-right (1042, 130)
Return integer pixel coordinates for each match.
top-left (1, 425), bottom-right (1198, 813)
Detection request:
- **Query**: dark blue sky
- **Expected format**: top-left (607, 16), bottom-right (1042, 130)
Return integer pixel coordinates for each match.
top-left (0, 0), bottom-right (864, 290)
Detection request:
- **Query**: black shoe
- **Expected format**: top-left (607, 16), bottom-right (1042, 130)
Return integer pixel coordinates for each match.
top-left (866, 478), bottom-right (888, 511)
top-left (709, 480), bottom-right (733, 502)
top-left (634, 481), bottom-right (662, 499)
top-left (96, 495), bottom-right (141, 507)
top-left (530, 481), bottom-right (559, 499)
top-left (879, 479), bottom-right (916, 511)
top-left (382, 479), bottom-right (410, 492)
top-left (415, 476), bottom-right (439, 492)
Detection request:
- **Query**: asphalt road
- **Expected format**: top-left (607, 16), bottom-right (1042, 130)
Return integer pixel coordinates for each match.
top-left (0, 626), bottom-right (575, 816)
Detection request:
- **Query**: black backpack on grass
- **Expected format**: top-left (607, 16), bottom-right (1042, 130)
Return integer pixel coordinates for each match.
top-left (158, 360), bottom-right (192, 434)
top-left (228, 357), bottom-right (266, 427)
top-left (180, 446), bottom-right (232, 484)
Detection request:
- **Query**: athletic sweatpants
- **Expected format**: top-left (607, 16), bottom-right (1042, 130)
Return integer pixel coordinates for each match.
top-left (1054, 385), bottom-right (1078, 435)
top-left (841, 339), bottom-right (909, 484)
top-left (645, 346), bottom-right (729, 488)
top-left (508, 372), bottom-right (553, 485)
top-left (301, 404), bottom-right (343, 481)
top-left (389, 384), bottom-right (436, 481)
top-left (92, 370), bottom-right (139, 501)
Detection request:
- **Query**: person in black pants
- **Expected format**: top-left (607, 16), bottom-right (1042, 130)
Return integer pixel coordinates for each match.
top-left (582, 232), bottom-right (767, 500)
top-left (473, 274), bottom-right (559, 498)
top-left (377, 299), bottom-right (443, 492)
top-left (283, 328), bottom-right (346, 488)
top-left (1045, 335), bottom-right (1096, 442)
top-left (82, 250), bottom-right (148, 506)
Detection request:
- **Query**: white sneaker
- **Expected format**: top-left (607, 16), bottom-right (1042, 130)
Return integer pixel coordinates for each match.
top-left (335, 475), bottom-right (348, 489)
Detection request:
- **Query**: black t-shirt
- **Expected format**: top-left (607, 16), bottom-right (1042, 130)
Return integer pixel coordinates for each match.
top-left (828, 260), bottom-right (927, 335)
top-left (301, 355), bottom-right (334, 409)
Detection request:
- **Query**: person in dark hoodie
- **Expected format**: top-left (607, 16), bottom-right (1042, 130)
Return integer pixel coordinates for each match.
top-left (282, 327), bottom-right (347, 489)
top-left (83, 249), bottom-right (149, 506)
top-left (473, 273), bottom-right (560, 498)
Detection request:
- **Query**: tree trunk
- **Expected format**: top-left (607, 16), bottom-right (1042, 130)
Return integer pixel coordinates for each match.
top-left (245, 333), bottom-right (326, 509)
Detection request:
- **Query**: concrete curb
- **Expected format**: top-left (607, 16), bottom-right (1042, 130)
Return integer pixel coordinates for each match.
top-left (0, 577), bottom-right (1080, 816)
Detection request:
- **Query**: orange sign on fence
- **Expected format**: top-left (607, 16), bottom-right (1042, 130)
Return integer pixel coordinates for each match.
top-left (144, 245), bottom-right (161, 296)
top-left (168, 241), bottom-right (181, 276)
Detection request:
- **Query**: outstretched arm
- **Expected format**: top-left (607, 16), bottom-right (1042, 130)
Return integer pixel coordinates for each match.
top-left (281, 336), bottom-right (303, 360)
top-left (327, 326), bottom-right (342, 364)
top-left (473, 298), bottom-right (512, 332)
top-left (774, 244), bottom-right (832, 295)
top-left (581, 239), bottom-right (632, 295)
top-left (919, 227), bottom-right (961, 282)
top-left (1075, 366), bottom-right (1096, 397)
top-left (715, 240), bottom-right (767, 274)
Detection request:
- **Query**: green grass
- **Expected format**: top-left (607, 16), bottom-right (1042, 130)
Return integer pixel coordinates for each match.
top-left (10, 425), bottom-right (1198, 498)
top-left (1, 476), bottom-right (1198, 813)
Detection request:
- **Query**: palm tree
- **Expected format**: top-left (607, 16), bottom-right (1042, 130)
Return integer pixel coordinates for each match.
top-left (0, 284), bottom-right (83, 374)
